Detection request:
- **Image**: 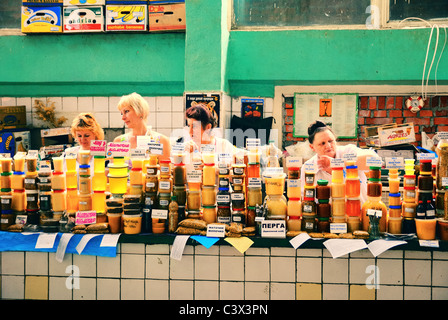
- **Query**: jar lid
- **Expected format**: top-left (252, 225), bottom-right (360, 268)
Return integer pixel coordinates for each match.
top-left (79, 165), bottom-right (90, 168)
top-left (173, 162), bottom-right (185, 166)
top-left (202, 185), bottom-right (216, 189)
top-left (13, 171), bottom-right (25, 175)
top-left (218, 187), bottom-right (229, 191)
top-left (369, 178), bottom-right (381, 182)
top-left (94, 155), bottom-right (105, 159)
top-left (217, 205), bottom-right (230, 208)
top-left (160, 159), bottom-right (171, 164)
top-left (303, 197), bottom-right (314, 201)
top-left (404, 186), bottom-right (416, 190)
top-left (13, 189), bottom-right (25, 193)
top-left (131, 167), bottom-right (142, 171)
top-left (288, 197), bottom-right (301, 201)
top-left (1, 188), bottom-right (11, 192)
top-left (204, 163), bottom-right (215, 166)
top-left (1, 210), bottom-right (13, 215)
top-left (318, 217), bottom-right (330, 221)
top-left (420, 171), bottom-right (432, 175)
top-left (317, 179), bottom-right (329, 186)
top-left (389, 193), bottom-right (401, 197)
top-left (53, 171), bottom-right (64, 175)
top-left (247, 206), bottom-right (256, 210)
top-left (202, 205), bottom-right (216, 209)
top-left (346, 165), bottom-right (358, 169)
top-left (347, 197), bottom-right (360, 201)
top-left (93, 190), bottom-right (105, 193)
top-left (0, 172), bottom-right (12, 176)
top-left (420, 159), bottom-right (431, 163)
top-left (369, 166), bottom-right (381, 170)
top-left (404, 175), bottom-right (416, 178)
top-left (53, 189), bottom-right (65, 193)
top-left (232, 208), bottom-right (245, 211)
top-left (288, 167), bottom-right (300, 170)
top-left (331, 167), bottom-right (343, 170)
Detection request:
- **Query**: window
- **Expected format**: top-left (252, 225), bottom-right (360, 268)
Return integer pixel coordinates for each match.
top-left (232, 0), bottom-right (371, 29)
top-left (0, 0), bottom-right (21, 29)
top-left (389, 0), bottom-right (448, 22)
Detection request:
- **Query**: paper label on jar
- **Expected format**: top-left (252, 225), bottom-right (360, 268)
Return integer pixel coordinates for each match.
top-left (159, 181), bottom-right (171, 190)
top-left (367, 209), bottom-right (382, 217)
top-left (146, 182), bottom-right (156, 188)
top-left (217, 194), bottom-right (230, 202)
top-left (231, 193), bottom-right (244, 200)
top-left (26, 196), bottom-right (36, 201)
top-left (287, 179), bottom-right (300, 188)
top-left (40, 178), bottom-right (49, 183)
top-left (40, 196), bottom-right (49, 201)
top-left (1, 199), bottom-right (10, 204)
top-left (304, 189), bottom-right (315, 198)
top-left (303, 204), bottom-right (313, 213)
top-left (233, 178), bottom-right (243, 185)
top-left (219, 179), bottom-right (229, 187)
top-left (160, 166), bottom-right (170, 173)
top-left (405, 206), bottom-right (415, 213)
top-left (233, 167), bottom-right (244, 175)
top-left (405, 191), bottom-right (415, 198)
top-left (261, 220), bottom-right (286, 239)
top-left (25, 179), bottom-right (35, 184)
top-left (159, 200), bottom-right (169, 206)
top-left (248, 177), bottom-right (261, 188)
top-left (217, 216), bottom-right (231, 224)
top-left (207, 223), bottom-right (226, 238)
top-left (442, 177), bottom-right (448, 187)
top-left (426, 210), bottom-right (435, 217)
top-left (152, 209), bottom-right (168, 219)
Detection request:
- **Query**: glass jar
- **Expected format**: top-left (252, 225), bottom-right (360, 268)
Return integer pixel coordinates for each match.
top-left (79, 164), bottom-right (91, 176)
top-left (403, 175), bottom-right (416, 188)
top-left (231, 208), bottom-right (245, 225)
top-left (331, 183), bottom-right (345, 198)
top-left (288, 198), bottom-right (302, 217)
top-left (389, 205), bottom-right (402, 218)
top-left (346, 216), bottom-right (360, 232)
top-left (79, 176), bottom-right (92, 194)
top-left (247, 186), bottom-right (263, 207)
top-left (218, 176), bottom-right (230, 188)
top-left (231, 191), bottom-right (245, 209)
top-left (388, 178), bottom-right (400, 194)
top-left (217, 206), bottom-right (231, 224)
top-left (39, 191), bottom-right (52, 211)
top-left (361, 196), bottom-right (387, 232)
top-left (388, 217), bottom-right (402, 234)
top-left (265, 194), bottom-right (287, 220)
top-left (66, 171), bottom-right (78, 189)
top-left (146, 165), bottom-right (159, 176)
top-left (418, 174), bottom-right (433, 191)
top-left (265, 173), bottom-right (286, 195)
top-left (317, 200), bottom-right (331, 218)
top-left (187, 190), bottom-right (201, 210)
top-left (304, 186), bottom-right (315, 199)
top-left (145, 175), bottom-right (158, 193)
top-left (369, 166), bottom-right (381, 180)
top-left (26, 157), bottom-right (37, 172)
top-left (287, 215), bottom-right (301, 231)
top-left (1, 158), bottom-right (11, 173)
top-left (92, 173), bottom-right (107, 191)
top-left (129, 168), bottom-right (143, 185)
top-left (24, 172), bottom-right (38, 190)
top-left (346, 165), bottom-right (358, 179)
top-left (388, 168), bottom-right (399, 179)
top-left (51, 172), bottom-right (66, 190)
top-left (159, 159), bottom-right (171, 178)
top-left (316, 179), bottom-right (330, 200)
top-left (94, 156), bottom-right (106, 173)
top-left (173, 163), bottom-right (186, 186)
top-left (346, 197), bottom-right (361, 217)
top-left (202, 185), bottom-right (216, 206)
top-left (419, 159), bottom-right (432, 174)
top-left (304, 171), bottom-right (315, 186)
top-left (367, 181), bottom-right (382, 197)
top-left (345, 178), bottom-right (361, 198)
top-left (331, 197), bottom-right (346, 217)
top-left (403, 187), bottom-right (416, 203)
top-left (287, 179), bottom-right (301, 199)
top-left (444, 187), bottom-right (448, 220)
top-left (1, 194), bottom-right (12, 212)
top-left (26, 190), bottom-right (39, 210)
top-left (158, 177), bottom-right (172, 194)
top-left (232, 164), bottom-right (245, 176)
top-left (202, 163), bottom-right (216, 186)
top-left (302, 215), bottom-right (316, 232)
top-left (173, 186), bottom-right (187, 206)
top-left (202, 205), bottom-right (216, 224)
top-left (52, 190), bottom-right (67, 212)
top-left (389, 193), bottom-right (401, 206)
top-left (402, 201), bottom-right (417, 218)
top-left (287, 167), bottom-right (300, 180)
top-left (317, 217), bottom-right (330, 233)
top-left (331, 167), bottom-right (344, 184)
top-left (216, 187), bottom-right (231, 206)
top-left (247, 163), bottom-right (261, 178)
top-left (158, 192), bottom-right (171, 210)
top-left (1, 172), bottom-right (12, 190)
top-left (301, 197), bottom-right (316, 216)
top-left (78, 193), bottom-right (92, 211)
top-left (246, 206), bottom-right (256, 227)
top-left (436, 138), bottom-right (448, 190)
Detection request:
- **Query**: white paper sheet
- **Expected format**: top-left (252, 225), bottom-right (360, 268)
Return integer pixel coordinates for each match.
top-left (100, 234), bottom-right (121, 247)
top-left (75, 234), bottom-right (101, 254)
top-left (289, 233), bottom-right (311, 249)
top-left (367, 239), bottom-right (407, 257)
top-left (55, 233), bottom-right (74, 263)
top-left (323, 239), bottom-right (368, 258)
top-left (170, 235), bottom-right (190, 260)
top-left (35, 232), bottom-right (58, 249)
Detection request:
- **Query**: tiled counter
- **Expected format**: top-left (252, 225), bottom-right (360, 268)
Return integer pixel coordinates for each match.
top-left (1, 235), bottom-right (448, 300)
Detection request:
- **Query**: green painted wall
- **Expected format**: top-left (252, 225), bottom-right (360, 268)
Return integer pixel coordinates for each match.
top-left (1, 0), bottom-right (447, 98)
top-left (0, 32), bottom-right (185, 97)
top-left (226, 28), bottom-right (448, 97)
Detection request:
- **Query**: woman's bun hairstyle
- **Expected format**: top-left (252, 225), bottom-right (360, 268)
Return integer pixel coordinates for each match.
top-left (307, 120), bottom-right (327, 136)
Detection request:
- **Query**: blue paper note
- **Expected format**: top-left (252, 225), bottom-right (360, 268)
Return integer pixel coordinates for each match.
top-left (191, 235), bottom-right (220, 249)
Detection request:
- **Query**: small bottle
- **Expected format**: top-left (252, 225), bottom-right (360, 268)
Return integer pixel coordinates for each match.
top-left (168, 195), bottom-right (179, 233)
top-left (416, 200), bottom-right (426, 219)
top-left (425, 200), bottom-right (436, 219)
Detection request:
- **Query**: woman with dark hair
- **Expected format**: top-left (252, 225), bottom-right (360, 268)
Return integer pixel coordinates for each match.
top-left (300, 120), bottom-right (380, 204)
top-left (183, 103), bottom-right (236, 156)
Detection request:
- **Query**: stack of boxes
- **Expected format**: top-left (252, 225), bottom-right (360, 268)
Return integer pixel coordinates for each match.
top-left (21, 0), bottom-right (185, 33)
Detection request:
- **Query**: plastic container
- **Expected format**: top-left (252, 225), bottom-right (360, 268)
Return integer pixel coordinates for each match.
top-left (388, 178), bottom-right (400, 194)
top-left (403, 187), bottom-right (416, 203)
top-left (1, 158), bottom-right (12, 173)
top-left (78, 175), bottom-right (92, 194)
top-left (26, 190), bottom-right (39, 210)
top-left (287, 215), bottom-right (301, 231)
top-left (302, 215), bottom-right (316, 232)
top-left (265, 173), bottom-right (286, 195)
top-left (158, 177), bottom-right (172, 194)
top-left (415, 218), bottom-right (437, 240)
top-left (187, 190), bottom-right (201, 210)
top-left (346, 216), bottom-right (361, 232)
top-left (39, 192), bottom-right (52, 211)
top-left (13, 157), bottom-right (25, 172)
top-left (403, 175), bottom-right (416, 188)
top-left (108, 163), bottom-right (128, 176)
top-left (78, 164), bottom-right (91, 176)
top-left (92, 173), bottom-right (107, 191)
top-left (287, 198), bottom-right (302, 217)
top-left (11, 172), bottom-right (25, 190)
top-left (202, 205), bottom-right (216, 224)
top-left (202, 163), bottom-right (216, 186)
top-left (388, 217), bottom-right (402, 234)
top-left (159, 159), bottom-right (171, 178)
top-left (66, 188), bottom-right (79, 213)
top-left (66, 171), bottom-right (78, 189)
top-left (11, 189), bottom-right (25, 212)
top-left (331, 197), bottom-right (346, 217)
top-left (304, 185), bottom-right (316, 199)
top-left (388, 168), bottom-right (399, 179)
top-left (217, 206), bottom-right (231, 224)
top-left (108, 175), bottom-right (127, 194)
top-left (123, 214), bottom-right (142, 234)
top-left (51, 172), bottom-right (66, 190)
top-left (173, 163), bottom-right (186, 186)
top-left (79, 150), bottom-right (90, 165)
top-left (304, 171), bottom-right (315, 186)
top-left (331, 183), bottom-right (345, 198)
top-left (65, 157), bottom-right (77, 172)
top-left (202, 185), bottom-right (216, 206)
top-left (129, 168), bottom-right (143, 185)
top-left (402, 201), bottom-right (417, 218)
top-left (331, 167), bottom-right (344, 184)
top-left (94, 156), bottom-right (106, 173)
top-left (287, 179), bottom-right (301, 199)
top-left (78, 193), bottom-right (92, 211)
top-left (389, 205), bottom-right (402, 218)
top-left (317, 201), bottom-right (331, 218)
top-left (92, 191), bottom-right (106, 213)
top-left (346, 165), bottom-right (359, 179)
top-left (388, 193), bottom-right (402, 206)
top-left (265, 194), bottom-right (287, 220)
top-left (173, 186), bottom-right (187, 206)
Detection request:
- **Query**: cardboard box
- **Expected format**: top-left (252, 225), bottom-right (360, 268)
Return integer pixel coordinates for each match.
top-left (23, 0), bottom-right (63, 5)
top-left (63, 6), bottom-right (104, 32)
top-left (148, 3), bottom-right (185, 32)
top-left (0, 106), bottom-right (26, 130)
top-left (21, 6), bottom-right (63, 33)
top-left (0, 131), bottom-right (30, 157)
top-left (364, 123), bottom-right (416, 147)
top-left (106, 5), bottom-right (147, 31)
top-left (63, 0), bottom-right (105, 5)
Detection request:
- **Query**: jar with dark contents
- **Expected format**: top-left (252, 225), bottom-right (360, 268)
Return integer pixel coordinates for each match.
top-left (231, 192), bottom-right (245, 209)
top-left (419, 159), bottom-right (432, 174)
top-left (231, 208), bottom-right (246, 225)
top-left (246, 206), bottom-right (256, 227)
top-left (304, 172), bottom-right (315, 186)
top-left (302, 215), bottom-right (316, 232)
top-left (369, 166), bottom-right (381, 180)
top-left (217, 206), bottom-right (231, 224)
top-left (317, 217), bottom-right (330, 233)
top-left (302, 198), bottom-right (316, 216)
top-left (288, 167), bottom-right (300, 179)
top-left (216, 187), bottom-right (231, 206)
top-left (316, 179), bottom-right (330, 200)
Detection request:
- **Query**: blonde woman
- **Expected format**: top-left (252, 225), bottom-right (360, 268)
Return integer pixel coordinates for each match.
top-left (65, 112), bottom-right (104, 167)
top-left (114, 92), bottom-right (170, 161)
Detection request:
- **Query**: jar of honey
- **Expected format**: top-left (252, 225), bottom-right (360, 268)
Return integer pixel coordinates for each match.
top-left (402, 201), bottom-right (417, 218)
top-left (79, 176), bottom-right (92, 194)
top-left (11, 172), bottom-right (25, 190)
top-left (389, 205), bottom-right (402, 218)
top-left (403, 187), bottom-right (416, 203)
top-left (202, 185), bottom-right (216, 206)
top-left (247, 186), bottom-right (262, 207)
top-left (158, 177), bottom-right (172, 194)
top-left (92, 173), bottom-right (107, 191)
top-left (346, 197), bottom-right (361, 217)
top-left (347, 216), bottom-right (360, 232)
top-left (12, 189), bottom-right (25, 212)
top-left (346, 165), bottom-right (359, 179)
top-left (93, 191), bottom-right (106, 213)
top-left (316, 179), bottom-right (330, 200)
top-left (388, 168), bottom-right (399, 179)
top-left (78, 193), bottom-right (92, 211)
top-left (66, 188), bottom-right (79, 213)
top-left (369, 166), bottom-right (381, 180)
top-left (159, 159), bottom-right (171, 178)
top-left (304, 171), bottom-right (315, 186)
top-left (331, 167), bottom-right (344, 184)
top-left (317, 200), bottom-right (331, 218)
top-left (331, 197), bottom-right (346, 217)
top-left (51, 172), bottom-right (66, 190)
top-left (187, 190), bottom-right (201, 210)
top-left (94, 156), bottom-right (106, 173)
top-left (202, 205), bottom-right (216, 224)
top-left (388, 193), bottom-right (402, 206)
top-left (403, 175), bottom-right (416, 188)
top-left (331, 183), bottom-right (345, 198)
top-left (247, 163), bottom-right (261, 178)
top-left (173, 163), bottom-right (186, 186)
top-left (345, 178), bottom-right (361, 198)
top-left (66, 171), bottom-right (78, 189)
top-left (52, 189), bottom-right (67, 212)
top-left (287, 198), bottom-right (302, 217)
top-left (304, 185), bottom-right (315, 199)
top-left (287, 179), bottom-right (301, 199)
top-left (217, 206), bottom-right (231, 224)
top-left (79, 164), bottom-right (91, 176)
top-left (129, 168), bottom-right (143, 185)
top-left (265, 194), bottom-right (287, 220)
top-left (202, 163), bottom-right (216, 186)
top-left (388, 217), bottom-right (402, 234)
top-left (231, 208), bottom-right (246, 225)
top-left (302, 197), bottom-right (316, 216)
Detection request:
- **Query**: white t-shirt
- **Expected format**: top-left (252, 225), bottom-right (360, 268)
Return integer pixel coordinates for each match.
top-left (300, 144), bottom-right (370, 204)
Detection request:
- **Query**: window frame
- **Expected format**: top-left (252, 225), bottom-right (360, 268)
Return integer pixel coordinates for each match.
top-left (230, 0), bottom-right (448, 31)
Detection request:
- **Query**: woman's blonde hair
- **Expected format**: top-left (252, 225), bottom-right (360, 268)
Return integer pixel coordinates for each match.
top-left (70, 113), bottom-right (105, 141)
top-left (117, 92), bottom-right (149, 120)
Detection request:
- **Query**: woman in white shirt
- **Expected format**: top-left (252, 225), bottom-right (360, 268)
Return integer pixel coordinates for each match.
top-left (300, 120), bottom-right (380, 204)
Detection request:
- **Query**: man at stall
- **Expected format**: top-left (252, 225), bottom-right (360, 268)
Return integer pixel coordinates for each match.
top-left (114, 92), bottom-right (171, 161)
top-left (300, 120), bottom-right (380, 204)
